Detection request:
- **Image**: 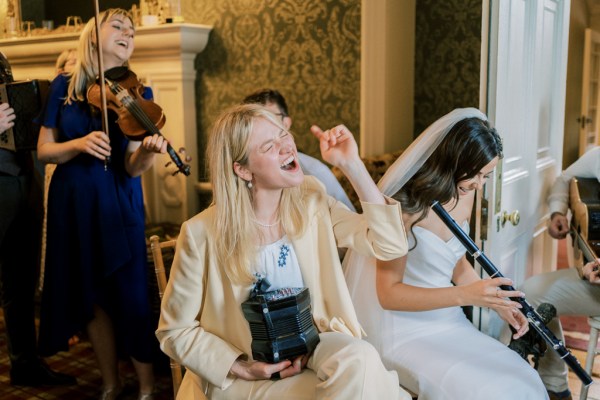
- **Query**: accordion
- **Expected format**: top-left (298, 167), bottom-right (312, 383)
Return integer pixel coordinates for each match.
top-left (0, 79), bottom-right (50, 151)
top-left (242, 286), bottom-right (320, 363)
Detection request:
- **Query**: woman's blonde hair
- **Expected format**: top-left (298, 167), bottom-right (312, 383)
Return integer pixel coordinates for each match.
top-left (207, 104), bottom-right (307, 284)
top-left (66, 8), bottom-right (133, 104)
top-left (55, 48), bottom-right (77, 75)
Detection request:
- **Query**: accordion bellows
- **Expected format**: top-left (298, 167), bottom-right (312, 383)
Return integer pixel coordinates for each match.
top-left (242, 287), bottom-right (320, 363)
top-left (0, 79), bottom-right (50, 151)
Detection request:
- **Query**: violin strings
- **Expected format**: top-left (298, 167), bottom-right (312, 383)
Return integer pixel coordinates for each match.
top-left (113, 82), bottom-right (161, 136)
top-left (108, 80), bottom-right (190, 174)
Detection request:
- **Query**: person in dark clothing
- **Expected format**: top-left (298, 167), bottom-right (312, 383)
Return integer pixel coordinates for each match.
top-left (0, 52), bottom-right (75, 387)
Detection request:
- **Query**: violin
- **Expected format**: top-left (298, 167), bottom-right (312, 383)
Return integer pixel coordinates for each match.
top-left (87, 66), bottom-right (191, 176)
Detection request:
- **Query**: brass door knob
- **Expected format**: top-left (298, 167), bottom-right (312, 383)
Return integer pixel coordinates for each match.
top-left (500, 210), bottom-right (520, 227)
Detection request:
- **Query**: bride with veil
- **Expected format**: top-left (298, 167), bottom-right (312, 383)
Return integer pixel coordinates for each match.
top-left (343, 108), bottom-right (548, 399)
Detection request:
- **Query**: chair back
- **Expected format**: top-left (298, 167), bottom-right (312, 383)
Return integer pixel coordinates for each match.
top-left (150, 235), bottom-right (183, 398)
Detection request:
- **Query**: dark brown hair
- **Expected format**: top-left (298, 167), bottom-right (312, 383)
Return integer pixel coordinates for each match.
top-left (394, 117), bottom-right (502, 248)
top-left (242, 88), bottom-right (289, 116)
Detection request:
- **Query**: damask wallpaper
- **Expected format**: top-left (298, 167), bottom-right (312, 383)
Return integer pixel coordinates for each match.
top-left (414, 0), bottom-right (482, 136)
top-left (181, 0), bottom-right (361, 178)
top-left (16, 1), bottom-right (485, 172)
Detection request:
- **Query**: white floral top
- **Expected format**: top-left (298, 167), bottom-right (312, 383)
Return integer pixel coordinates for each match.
top-left (254, 235), bottom-right (304, 291)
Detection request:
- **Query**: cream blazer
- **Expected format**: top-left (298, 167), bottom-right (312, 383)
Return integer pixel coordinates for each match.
top-left (156, 177), bottom-right (407, 392)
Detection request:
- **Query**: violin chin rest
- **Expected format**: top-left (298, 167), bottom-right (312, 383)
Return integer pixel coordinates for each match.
top-left (104, 66), bottom-right (130, 81)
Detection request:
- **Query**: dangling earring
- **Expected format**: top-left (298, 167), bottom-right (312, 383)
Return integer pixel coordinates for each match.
top-left (247, 180), bottom-right (253, 189)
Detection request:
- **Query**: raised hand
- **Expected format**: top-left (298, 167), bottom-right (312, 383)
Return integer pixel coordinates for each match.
top-left (310, 124), bottom-right (359, 168)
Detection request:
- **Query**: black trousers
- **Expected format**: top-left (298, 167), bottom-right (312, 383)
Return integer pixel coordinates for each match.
top-left (0, 172), bottom-right (43, 366)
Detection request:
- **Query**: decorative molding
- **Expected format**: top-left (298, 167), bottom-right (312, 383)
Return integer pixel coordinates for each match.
top-left (0, 23), bottom-right (211, 75)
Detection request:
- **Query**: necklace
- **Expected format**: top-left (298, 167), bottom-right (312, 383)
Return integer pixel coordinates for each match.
top-left (253, 219), bottom-right (280, 228)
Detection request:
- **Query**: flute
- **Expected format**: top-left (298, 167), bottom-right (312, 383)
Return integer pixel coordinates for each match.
top-left (431, 201), bottom-right (593, 386)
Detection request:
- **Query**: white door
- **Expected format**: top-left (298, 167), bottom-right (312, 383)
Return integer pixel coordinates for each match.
top-left (475, 0), bottom-right (570, 337)
top-left (579, 28), bottom-right (600, 154)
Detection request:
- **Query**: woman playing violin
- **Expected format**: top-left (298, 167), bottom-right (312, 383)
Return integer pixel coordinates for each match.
top-left (36, 8), bottom-right (165, 400)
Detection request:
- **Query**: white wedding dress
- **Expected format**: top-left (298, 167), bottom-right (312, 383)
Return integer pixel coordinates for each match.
top-left (344, 222), bottom-right (548, 400)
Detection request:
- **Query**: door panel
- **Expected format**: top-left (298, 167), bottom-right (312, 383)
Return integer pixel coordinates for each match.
top-left (579, 28), bottom-right (600, 153)
top-left (478, 0), bottom-right (569, 337)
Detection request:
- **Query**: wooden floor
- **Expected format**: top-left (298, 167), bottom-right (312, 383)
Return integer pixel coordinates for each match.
top-left (568, 348), bottom-right (600, 399)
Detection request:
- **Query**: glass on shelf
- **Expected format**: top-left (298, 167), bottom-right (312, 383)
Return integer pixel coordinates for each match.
top-left (21, 20), bottom-right (34, 37)
top-left (42, 20), bottom-right (54, 31)
top-left (5, 16), bottom-right (20, 37)
top-left (167, 0), bottom-right (184, 23)
top-left (65, 16), bottom-right (83, 32)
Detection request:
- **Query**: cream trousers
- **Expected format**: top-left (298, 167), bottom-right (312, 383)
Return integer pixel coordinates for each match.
top-left (178, 331), bottom-right (411, 400)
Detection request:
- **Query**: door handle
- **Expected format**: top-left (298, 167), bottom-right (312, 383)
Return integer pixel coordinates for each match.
top-left (500, 210), bottom-right (520, 227)
top-left (576, 115), bottom-right (592, 129)
top-left (480, 198), bottom-right (488, 241)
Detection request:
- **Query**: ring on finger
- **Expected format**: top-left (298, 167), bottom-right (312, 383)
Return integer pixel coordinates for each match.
top-left (496, 287), bottom-right (501, 297)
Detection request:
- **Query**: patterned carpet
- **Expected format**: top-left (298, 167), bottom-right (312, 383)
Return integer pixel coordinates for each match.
top-left (0, 225), bottom-right (182, 399)
top-left (563, 315), bottom-right (594, 352)
top-left (0, 313), bottom-right (175, 400)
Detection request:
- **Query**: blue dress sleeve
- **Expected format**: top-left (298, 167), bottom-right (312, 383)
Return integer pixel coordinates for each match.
top-left (142, 86), bottom-right (153, 101)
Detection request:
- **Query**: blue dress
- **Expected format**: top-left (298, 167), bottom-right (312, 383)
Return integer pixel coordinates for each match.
top-left (37, 74), bottom-right (156, 362)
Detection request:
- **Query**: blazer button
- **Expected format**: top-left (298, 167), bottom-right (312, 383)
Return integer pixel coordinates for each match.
top-left (319, 318), bottom-right (328, 329)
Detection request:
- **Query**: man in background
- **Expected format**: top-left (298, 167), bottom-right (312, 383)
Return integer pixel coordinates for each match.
top-left (513, 146), bottom-right (600, 400)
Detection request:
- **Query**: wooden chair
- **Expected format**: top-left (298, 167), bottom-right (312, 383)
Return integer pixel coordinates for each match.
top-left (580, 315), bottom-right (600, 400)
top-left (149, 234), bottom-right (183, 398)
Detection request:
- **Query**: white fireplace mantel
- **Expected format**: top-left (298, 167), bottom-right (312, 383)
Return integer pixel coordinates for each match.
top-left (0, 23), bottom-right (212, 224)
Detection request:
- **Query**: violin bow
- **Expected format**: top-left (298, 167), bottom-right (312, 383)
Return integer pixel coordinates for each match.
top-left (92, 0), bottom-right (110, 170)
